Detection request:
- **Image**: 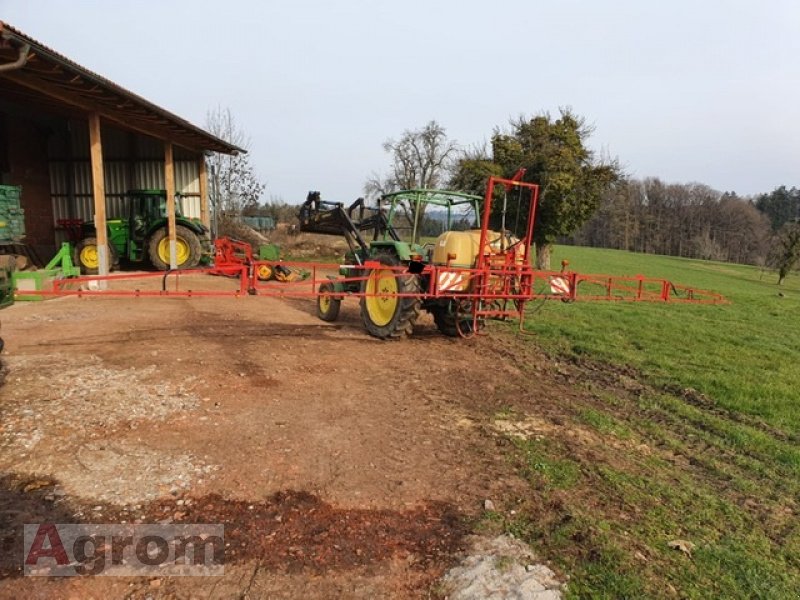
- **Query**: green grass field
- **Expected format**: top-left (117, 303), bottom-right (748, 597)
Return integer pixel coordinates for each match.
top-left (537, 246), bottom-right (800, 433)
top-left (492, 246), bottom-right (800, 599)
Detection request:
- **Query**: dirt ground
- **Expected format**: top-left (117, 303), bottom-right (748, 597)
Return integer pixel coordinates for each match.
top-left (0, 277), bottom-right (581, 599)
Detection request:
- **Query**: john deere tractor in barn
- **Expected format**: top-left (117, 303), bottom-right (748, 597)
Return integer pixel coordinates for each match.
top-left (74, 189), bottom-right (211, 273)
top-left (299, 189), bottom-right (522, 339)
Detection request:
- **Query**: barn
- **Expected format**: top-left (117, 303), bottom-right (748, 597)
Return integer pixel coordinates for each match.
top-left (0, 21), bottom-right (241, 272)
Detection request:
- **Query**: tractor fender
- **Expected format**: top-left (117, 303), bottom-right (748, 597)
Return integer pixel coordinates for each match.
top-left (325, 276), bottom-right (347, 297)
top-left (144, 219), bottom-right (207, 239)
top-left (179, 219), bottom-right (209, 236)
top-left (369, 241), bottom-right (413, 262)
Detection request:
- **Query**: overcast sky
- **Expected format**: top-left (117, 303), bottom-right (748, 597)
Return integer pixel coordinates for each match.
top-left (4, 1), bottom-right (799, 202)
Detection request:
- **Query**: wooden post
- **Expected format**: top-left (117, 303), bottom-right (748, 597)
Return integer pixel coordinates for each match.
top-left (198, 154), bottom-right (210, 229)
top-left (164, 142), bottom-right (177, 269)
top-left (88, 113), bottom-right (108, 286)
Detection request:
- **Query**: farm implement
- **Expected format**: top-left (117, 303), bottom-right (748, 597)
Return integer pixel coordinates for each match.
top-left (210, 236), bottom-right (308, 283)
top-left (26, 173), bottom-right (727, 340)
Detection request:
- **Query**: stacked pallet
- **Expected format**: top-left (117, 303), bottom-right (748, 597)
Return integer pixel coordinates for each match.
top-left (0, 185), bottom-right (25, 242)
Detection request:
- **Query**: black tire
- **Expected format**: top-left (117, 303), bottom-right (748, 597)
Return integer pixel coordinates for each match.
top-left (359, 252), bottom-right (421, 340)
top-left (148, 225), bottom-right (202, 270)
top-left (317, 282), bottom-right (342, 322)
top-left (74, 237), bottom-right (117, 275)
top-left (432, 300), bottom-right (483, 338)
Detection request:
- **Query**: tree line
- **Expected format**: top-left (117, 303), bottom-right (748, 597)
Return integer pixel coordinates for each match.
top-left (568, 182), bottom-right (800, 280)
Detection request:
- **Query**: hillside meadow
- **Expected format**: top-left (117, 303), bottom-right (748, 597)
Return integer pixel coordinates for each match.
top-left (488, 247), bottom-right (800, 598)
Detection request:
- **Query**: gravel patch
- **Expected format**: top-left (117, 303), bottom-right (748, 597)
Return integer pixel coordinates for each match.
top-left (0, 353), bottom-right (214, 504)
top-left (0, 354), bottom-right (199, 449)
top-left (442, 535), bottom-right (564, 599)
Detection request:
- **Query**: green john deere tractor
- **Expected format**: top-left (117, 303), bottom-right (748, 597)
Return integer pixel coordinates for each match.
top-left (299, 189), bottom-right (518, 339)
top-left (74, 189), bottom-right (211, 274)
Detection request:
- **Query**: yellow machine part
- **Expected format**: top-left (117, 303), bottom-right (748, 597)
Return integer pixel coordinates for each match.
top-left (431, 230), bottom-right (524, 292)
top-left (274, 266), bottom-right (307, 283)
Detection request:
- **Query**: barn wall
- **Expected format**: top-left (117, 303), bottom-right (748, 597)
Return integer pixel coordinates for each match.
top-left (3, 114), bottom-right (55, 258)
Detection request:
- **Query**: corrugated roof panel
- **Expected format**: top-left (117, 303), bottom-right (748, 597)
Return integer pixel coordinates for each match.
top-left (134, 162), bottom-right (165, 190)
top-left (73, 162), bottom-right (92, 196)
top-left (49, 162), bottom-right (68, 196)
top-left (176, 161), bottom-right (199, 195)
top-left (182, 196), bottom-right (201, 219)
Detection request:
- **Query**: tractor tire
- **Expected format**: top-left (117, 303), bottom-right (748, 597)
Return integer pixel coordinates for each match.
top-left (432, 300), bottom-right (483, 338)
top-left (359, 253), bottom-right (421, 340)
top-left (256, 264), bottom-right (274, 281)
top-left (317, 282), bottom-right (341, 322)
top-left (148, 225), bottom-right (202, 270)
top-left (74, 237), bottom-right (118, 275)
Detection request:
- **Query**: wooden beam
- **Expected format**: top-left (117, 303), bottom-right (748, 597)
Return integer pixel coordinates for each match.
top-left (198, 155), bottom-right (210, 229)
top-left (1, 70), bottom-right (213, 154)
top-left (164, 141), bottom-right (178, 269)
top-left (88, 113), bottom-right (109, 286)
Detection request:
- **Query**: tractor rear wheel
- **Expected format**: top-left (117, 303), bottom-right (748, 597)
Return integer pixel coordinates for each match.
top-left (360, 253), bottom-right (421, 339)
top-left (432, 300), bottom-right (483, 338)
top-left (74, 237), bottom-right (118, 275)
top-left (148, 225), bottom-right (202, 270)
top-left (317, 282), bottom-right (341, 322)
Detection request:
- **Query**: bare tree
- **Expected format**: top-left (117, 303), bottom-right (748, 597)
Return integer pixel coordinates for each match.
top-left (205, 106), bottom-right (265, 218)
top-left (365, 121), bottom-right (459, 230)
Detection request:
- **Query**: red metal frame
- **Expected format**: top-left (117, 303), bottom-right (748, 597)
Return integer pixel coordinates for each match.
top-left (36, 260), bottom-right (726, 305)
top-left (209, 237), bottom-right (255, 277)
top-left (29, 175), bottom-right (727, 335)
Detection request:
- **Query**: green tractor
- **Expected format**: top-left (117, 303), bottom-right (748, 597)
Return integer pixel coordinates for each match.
top-left (74, 189), bottom-right (211, 274)
top-left (299, 189), bottom-right (518, 339)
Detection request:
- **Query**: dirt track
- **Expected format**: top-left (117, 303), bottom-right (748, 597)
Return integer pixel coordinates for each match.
top-left (0, 283), bottom-right (573, 598)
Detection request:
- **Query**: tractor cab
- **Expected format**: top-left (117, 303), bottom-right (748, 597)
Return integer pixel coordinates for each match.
top-left (375, 190), bottom-right (481, 262)
top-left (376, 190), bottom-right (520, 270)
top-left (126, 189), bottom-right (189, 259)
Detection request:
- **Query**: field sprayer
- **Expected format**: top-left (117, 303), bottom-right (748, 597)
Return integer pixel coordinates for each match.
top-left (295, 173), bottom-right (725, 339)
top-left (32, 172), bottom-right (726, 340)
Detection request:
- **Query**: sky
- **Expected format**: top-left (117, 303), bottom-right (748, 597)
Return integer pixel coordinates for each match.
top-left (3, 0), bottom-right (799, 202)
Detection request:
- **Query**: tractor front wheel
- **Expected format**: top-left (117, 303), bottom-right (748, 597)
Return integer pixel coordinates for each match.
top-left (317, 282), bottom-right (341, 322)
top-left (360, 253), bottom-right (421, 340)
top-left (148, 226), bottom-right (202, 270)
top-left (256, 264), bottom-right (274, 281)
top-left (74, 237), bottom-right (118, 275)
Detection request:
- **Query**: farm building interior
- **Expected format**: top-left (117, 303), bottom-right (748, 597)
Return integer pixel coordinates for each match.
top-left (0, 21), bottom-right (239, 266)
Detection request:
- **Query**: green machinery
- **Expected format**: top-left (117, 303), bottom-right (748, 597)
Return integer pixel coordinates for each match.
top-left (298, 189), bottom-right (494, 338)
top-left (0, 184), bottom-right (24, 314)
top-left (74, 189), bottom-right (211, 274)
top-left (0, 184), bottom-right (25, 244)
top-left (12, 243), bottom-right (80, 301)
top-left (0, 256), bottom-right (13, 309)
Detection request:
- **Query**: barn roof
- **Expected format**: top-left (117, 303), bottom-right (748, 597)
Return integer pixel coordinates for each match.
top-left (0, 21), bottom-right (243, 154)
